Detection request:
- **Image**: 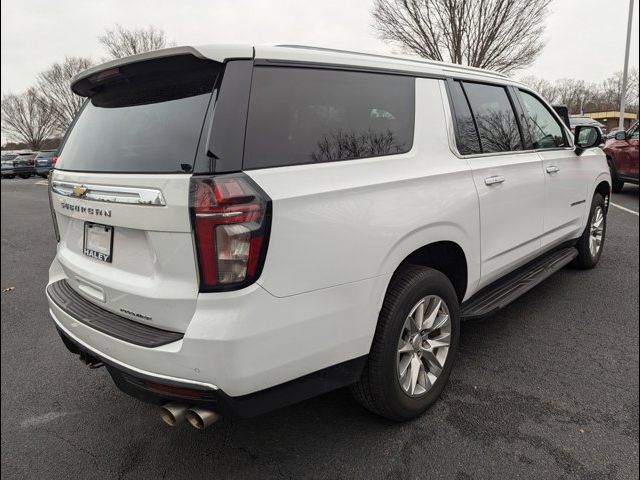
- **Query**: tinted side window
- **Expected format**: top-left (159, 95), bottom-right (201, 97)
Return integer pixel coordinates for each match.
top-left (243, 68), bottom-right (415, 169)
top-left (448, 81), bottom-right (481, 155)
top-left (463, 82), bottom-right (523, 153)
top-left (519, 91), bottom-right (568, 149)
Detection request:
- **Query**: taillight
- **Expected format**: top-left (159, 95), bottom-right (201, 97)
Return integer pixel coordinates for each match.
top-left (190, 173), bottom-right (271, 291)
top-left (51, 156), bottom-right (58, 165)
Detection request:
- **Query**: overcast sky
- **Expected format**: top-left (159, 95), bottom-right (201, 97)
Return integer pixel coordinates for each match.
top-left (1, 0), bottom-right (638, 94)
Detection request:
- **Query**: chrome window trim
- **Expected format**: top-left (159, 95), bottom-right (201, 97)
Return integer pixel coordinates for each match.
top-left (51, 181), bottom-right (166, 206)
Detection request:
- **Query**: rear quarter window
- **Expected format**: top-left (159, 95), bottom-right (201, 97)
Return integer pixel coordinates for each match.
top-left (243, 67), bottom-right (415, 169)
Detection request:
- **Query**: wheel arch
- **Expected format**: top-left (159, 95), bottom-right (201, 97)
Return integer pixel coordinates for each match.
top-left (378, 223), bottom-right (477, 306)
top-left (398, 241), bottom-right (468, 303)
top-left (594, 176), bottom-right (612, 211)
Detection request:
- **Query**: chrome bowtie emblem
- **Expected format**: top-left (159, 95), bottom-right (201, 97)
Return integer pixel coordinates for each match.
top-left (72, 185), bottom-right (88, 197)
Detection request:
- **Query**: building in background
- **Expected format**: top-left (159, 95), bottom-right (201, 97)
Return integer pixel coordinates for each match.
top-left (582, 111), bottom-right (639, 132)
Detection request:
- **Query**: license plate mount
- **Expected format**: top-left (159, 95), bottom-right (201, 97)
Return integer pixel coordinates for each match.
top-left (83, 222), bottom-right (113, 263)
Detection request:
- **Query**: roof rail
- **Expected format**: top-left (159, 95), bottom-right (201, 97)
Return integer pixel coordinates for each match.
top-left (275, 44), bottom-right (508, 78)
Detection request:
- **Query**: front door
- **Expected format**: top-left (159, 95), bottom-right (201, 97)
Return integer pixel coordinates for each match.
top-left (517, 89), bottom-right (589, 248)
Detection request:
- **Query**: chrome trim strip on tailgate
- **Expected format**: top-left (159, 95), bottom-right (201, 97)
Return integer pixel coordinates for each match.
top-left (51, 181), bottom-right (166, 206)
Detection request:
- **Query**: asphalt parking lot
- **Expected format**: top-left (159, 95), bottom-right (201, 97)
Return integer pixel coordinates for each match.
top-left (1, 177), bottom-right (638, 480)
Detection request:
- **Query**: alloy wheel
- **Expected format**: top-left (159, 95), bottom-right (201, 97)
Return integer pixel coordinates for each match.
top-left (396, 295), bottom-right (452, 397)
top-left (589, 206), bottom-right (604, 258)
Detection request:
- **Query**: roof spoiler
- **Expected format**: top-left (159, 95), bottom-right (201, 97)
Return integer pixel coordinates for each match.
top-left (71, 45), bottom-right (254, 97)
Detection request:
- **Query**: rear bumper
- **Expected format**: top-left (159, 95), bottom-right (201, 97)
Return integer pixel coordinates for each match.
top-left (56, 326), bottom-right (365, 417)
top-left (2, 167), bottom-right (33, 176)
top-left (619, 174), bottom-right (639, 185)
top-left (3, 166), bottom-right (35, 175)
top-left (35, 166), bottom-right (52, 175)
top-left (47, 256), bottom-right (387, 405)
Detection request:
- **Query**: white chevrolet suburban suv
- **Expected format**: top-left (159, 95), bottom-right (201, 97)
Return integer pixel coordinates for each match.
top-left (46, 44), bottom-right (611, 429)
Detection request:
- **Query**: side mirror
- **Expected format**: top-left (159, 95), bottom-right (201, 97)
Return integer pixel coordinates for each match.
top-left (574, 125), bottom-right (603, 155)
top-left (615, 131), bottom-right (627, 141)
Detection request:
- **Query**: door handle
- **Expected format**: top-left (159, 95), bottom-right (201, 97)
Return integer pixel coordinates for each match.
top-left (484, 175), bottom-right (505, 186)
top-left (546, 165), bottom-right (560, 174)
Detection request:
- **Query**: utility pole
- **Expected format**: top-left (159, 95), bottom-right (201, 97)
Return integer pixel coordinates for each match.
top-left (618, 0), bottom-right (635, 130)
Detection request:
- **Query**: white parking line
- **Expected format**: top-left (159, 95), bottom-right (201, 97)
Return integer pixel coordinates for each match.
top-left (35, 180), bottom-right (48, 186)
top-left (610, 202), bottom-right (639, 217)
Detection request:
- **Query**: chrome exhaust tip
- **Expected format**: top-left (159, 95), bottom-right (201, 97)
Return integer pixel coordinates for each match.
top-left (186, 407), bottom-right (220, 430)
top-left (159, 402), bottom-right (189, 427)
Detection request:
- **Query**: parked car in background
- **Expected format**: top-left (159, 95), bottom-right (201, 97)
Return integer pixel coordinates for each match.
top-left (34, 150), bottom-right (58, 177)
top-left (569, 116), bottom-right (606, 139)
top-left (1, 155), bottom-right (18, 179)
top-left (605, 127), bottom-right (623, 141)
top-left (1, 152), bottom-right (36, 179)
top-left (604, 121), bottom-right (639, 192)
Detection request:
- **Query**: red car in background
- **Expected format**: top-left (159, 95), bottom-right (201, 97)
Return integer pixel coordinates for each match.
top-left (604, 121), bottom-right (639, 192)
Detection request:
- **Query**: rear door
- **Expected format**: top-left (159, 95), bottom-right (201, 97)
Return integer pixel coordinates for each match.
top-left (50, 54), bottom-right (221, 333)
top-left (450, 80), bottom-right (545, 287)
top-left (516, 89), bottom-right (588, 248)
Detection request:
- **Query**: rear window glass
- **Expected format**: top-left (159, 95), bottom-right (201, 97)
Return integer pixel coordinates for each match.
top-left (243, 67), bottom-right (415, 169)
top-left (36, 151), bottom-right (55, 159)
top-left (463, 82), bottom-right (523, 153)
top-left (56, 58), bottom-right (220, 173)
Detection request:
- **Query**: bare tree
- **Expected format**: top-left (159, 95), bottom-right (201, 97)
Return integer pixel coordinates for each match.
top-left (372, 0), bottom-right (551, 74)
top-left (519, 75), bottom-right (558, 102)
top-left (37, 56), bottom-right (93, 132)
top-left (310, 129), bottom-right (405, 162)
top-left (551, 79), bottom-right (589, 114)
top-left (99, 24), bottom-right (173, 59)
top-left (1, 89), bottom-right (60, 150)
top-left (519, 70), bottom-right (639, 114)
top-left (596, 69), bottom-right (639, 112)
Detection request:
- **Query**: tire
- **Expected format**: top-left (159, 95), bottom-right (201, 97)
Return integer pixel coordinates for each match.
top-left (2, 174), bottom-right (15, 179)
top-left (608, 159), bottom-right (624, 193)
top-left (39, 174), bottom-right (48, 179)
top-left (571, 193), bottom-right (606, 269)
top-left (18, 174), bottom-right (31, 179)
top-left (612, 177), bottom-right (624, 193)
top-left (351, 265), bottom-right (460, 421)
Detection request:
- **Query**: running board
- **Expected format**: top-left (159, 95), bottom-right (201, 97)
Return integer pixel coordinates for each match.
top-left (460, 247), bottom-right (578, 321)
